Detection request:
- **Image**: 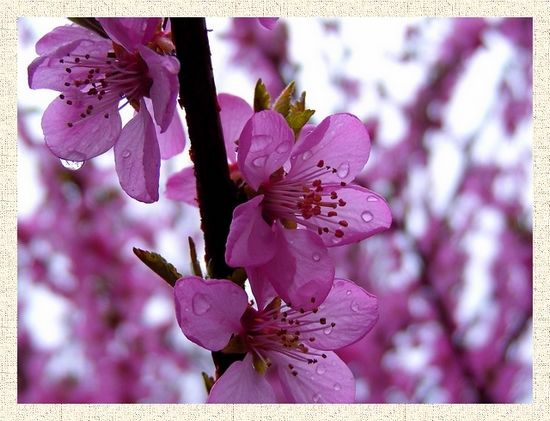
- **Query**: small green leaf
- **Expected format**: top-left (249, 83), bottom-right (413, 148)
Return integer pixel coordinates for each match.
top-left (286, 109), bottom-right (316, 137)
top-left (133, 247), bottom-right (182, 287)
top-left (254, 79), bottom-right (271, 112)
top-left (188, 237), bottom-right (203, 278)
top-left (228, 268), bottom-right (247, 287)
top-left (201, 372), bottom-right (215, 394)
top-left (272, 81), bottom-right (295, 117)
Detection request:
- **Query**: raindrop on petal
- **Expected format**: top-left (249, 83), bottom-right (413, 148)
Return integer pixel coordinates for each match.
top-left (333, 383), bottom-right (341, 391)
top-left (301, 150), bottom-right (313, 160)
top-left (192, 293), bottom-right (211, 315)
top-left (276, 142), bottom-right (290, 153)
top-left (252, 156), bottom-right (267, 167)
top-left (122, 150), bottom-right (131, 159)
top-left (331, 237), bottom-right (342, 245)
top-left (336, 162), bottom-right (350, 178)
top-left (351, 300), bottom-right (360, 312)
top-left (312, 393), bottom-right (322, 403)
top-left (367, 195), bottom-right (378, 202)
top-left (60, 159), bottom-right (84, 170)
top-left (323, 326), bottom-right (333, 335)
top-left (312, 253), bottom-right (321, 262)
top-left (316, 365), bottom-right (326, 375)
top-left (361, 211), bottom-right (374, 223)
top-left (346, 290), bottom-right (352, 296)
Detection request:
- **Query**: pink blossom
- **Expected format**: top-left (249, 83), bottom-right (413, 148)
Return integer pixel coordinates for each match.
top-left (174, 275), bottom-right (378, 403)
top-left (225, 109), bottom-right (392, 309)
top-left (28, 18), bottom-right (185, 203)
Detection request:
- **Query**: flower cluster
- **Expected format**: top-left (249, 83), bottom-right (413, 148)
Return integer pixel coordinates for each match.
top-left (168, 88), bottom-right (392, 402)
top-left (28, 18), bottom-right (185, 203)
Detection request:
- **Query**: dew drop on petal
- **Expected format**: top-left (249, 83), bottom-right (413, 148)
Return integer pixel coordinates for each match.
top-left (252, 156), bottom-right (267, 167)
top-left (122, 150), bottom-right (131, 159)
top-left (367, 195), bottom-right (378, 202)
top-left (361, 211), bottom-right (374, 223)
top-left (312, 253), bottom-right (321, 262)
top-left (316, 364), bottom-right (326, 375)
top-left (336, 162), bottom-right (350, 178)
top-left (192, 293), bottom-right (211, 315)
top-left (276, 142), bottom-right (290, 153)
top-left (351, 300), bottom-right (360, 312)
top-left (323, 326), bottom-right (333, 335)
top-left (312, 393), bottom-right (322, 403)
top-left (346, 290), bottom-right (352, 296)
top-left (301, 150), bottom-right (313, 160)
top-left (60, 159), bottom-right (84, 170)
top-left (331, 237), bottom-right (342, 245)
top-left (333, 383), bottom-right (341, 391)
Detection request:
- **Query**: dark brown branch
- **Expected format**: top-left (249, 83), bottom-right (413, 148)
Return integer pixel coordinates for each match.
top-left (171, 18), bottom-right (244, 380)
top-left (171, 18), bottom-right (238, 280)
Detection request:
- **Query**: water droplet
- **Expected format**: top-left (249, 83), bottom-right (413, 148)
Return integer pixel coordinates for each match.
top-left (346, 290), bottom-right (352, 296)
top-left (323, 326), bottom-right (333, 335)
top-left (301, 150), bottom-right (313, 160)
top-left (250, 134), bottom-right (272, 152)
top-left (312, 253), bottom-right (321, 262)
top-left (252, 156), bottom-right (267, 167)
top-left (276, 142), bottom-right (290, 153)
top-left (336, 162), bottom-right (350, 178)
top-left (333, 383), bottom-right (341, 391)
top-left (351, 300), bottom-right (360, 312)
top-left (192, 293), bottom-right (211, 315)
top-left (367, 195), bottom-right (378, 202)
top-left (122, 150), bottom-right (131, 159)
top-left (60, 159), bottom-right (84, 170)
top-left (316, 365), bottom-right (326, 375)
top-left (291, 155), bottom-right (297, 161)
top-left (361, 211), bottom-right (373, 223)
top-left (312, 393), bottom-right (322, 403)
top-left (331, 237), bottom-right (342, 245)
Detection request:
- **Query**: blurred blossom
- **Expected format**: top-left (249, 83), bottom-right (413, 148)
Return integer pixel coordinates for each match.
top-left (18, 17), bottom-right (531, 403)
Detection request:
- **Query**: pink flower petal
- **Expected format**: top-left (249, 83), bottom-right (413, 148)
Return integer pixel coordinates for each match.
top-left (288, 113), bottom-right (371, 184)
top-left (247, 266), bottom-right (278, 309)
top-left (97, 18), bottom-right (161, 52)
top-left (41, 94), bottom-right (121, 161)
top-left (207, 353), bottom-right (277, 403)
top-left (238, 110), bottom-right (295, 191)
top-left (273, 351), bottom-right (355, 403)
top-left (114, 102), bottom-right (160, 203)
top-left (306, 278), bottom-right (378, 350)
top-left (139, 45), bottom-right (180, 132)
top-left (250, 224), bottom-right (334, 310)
top-left (257, 18), bottom-right (279, 30)
top-left (174, 276), bottom-right (248, 351)
top-left (144, 98), bottom-right (186, 159)
top-left (315, 184), bottom-right (392, 247)
top-left (225, 195), bottom-right (278, 267)
top-left (35, 24), bottom-right (102, 55)
top-left (29, 38), bottom-right (112, 91)
top-left (218, 93), bottom-right (254, 164)
top-left (165, 166), bottom-right (198, 206)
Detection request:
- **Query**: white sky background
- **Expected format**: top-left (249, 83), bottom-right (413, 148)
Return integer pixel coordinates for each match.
top-left (17, 17), bottom-right (532, 403)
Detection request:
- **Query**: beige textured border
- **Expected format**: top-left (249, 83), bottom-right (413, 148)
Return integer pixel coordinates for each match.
top-left (3, 1), bottom-right (547, 420)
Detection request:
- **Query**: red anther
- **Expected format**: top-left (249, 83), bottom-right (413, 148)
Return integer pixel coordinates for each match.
top-left (338, 199), bottom-right (347, 207)
top-left (322, 227), bottom-right (329, 233)
top-left (327, 211), bottom-right (337, 217)
top-left (330, 191), bottom-right (338, 199)
top-left (340, 181), bottom-right (347, 186)
top-left (317, 159), bottom-right (325, 168)
top-left (317, 227), bottom-right (323, 235)
top-left (335, 229), bottom-right (344, 238)
top-left (312, 179), bottom-right (322, 187)
top-left (313, 206), bottom-right (321, 215)
top-left (339, 220), bottom-right (349, 227)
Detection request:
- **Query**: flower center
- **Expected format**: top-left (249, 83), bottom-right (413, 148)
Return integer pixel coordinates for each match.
top-left (58, 46), bottom-right (152, 128)
top-left (261, 160), bottom-right (350, 241)
top-left (242, 298), bottom-right (334, 376)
